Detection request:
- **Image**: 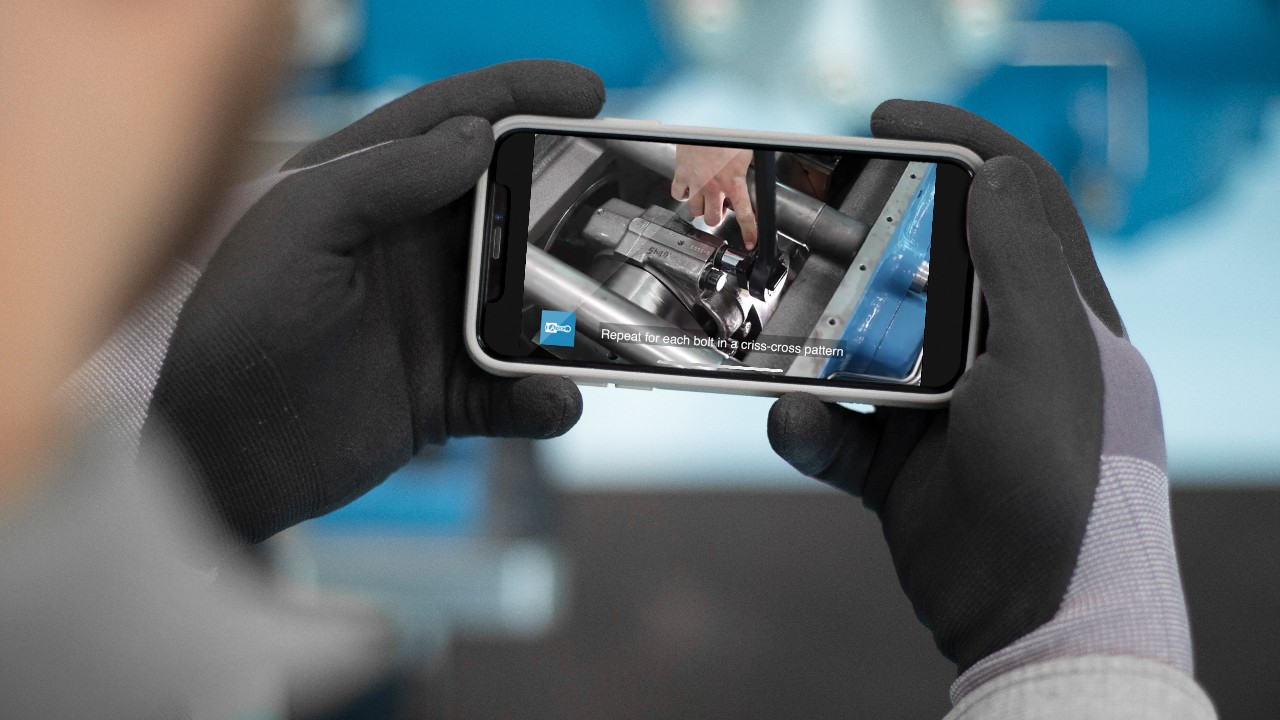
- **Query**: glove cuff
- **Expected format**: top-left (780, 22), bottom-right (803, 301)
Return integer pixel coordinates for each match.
top-left (144, 299), bottom-right (325, 542)
top-left (946, 655), bottom-right (1214, 720)
top-left (951, 455), bottom-right (1193, 704)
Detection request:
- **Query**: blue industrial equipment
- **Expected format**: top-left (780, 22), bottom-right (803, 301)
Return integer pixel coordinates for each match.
top-left (823, 165), bottom-right (933, 381)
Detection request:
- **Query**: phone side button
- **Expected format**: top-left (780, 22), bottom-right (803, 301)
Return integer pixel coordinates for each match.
top-left (612, 382), bottom-right (654, 392)
top-left (574, 379), bottom-right (609, 388)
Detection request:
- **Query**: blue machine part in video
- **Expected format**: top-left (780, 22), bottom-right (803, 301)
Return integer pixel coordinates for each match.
top-left (823, 166), bottom-right (934, 381)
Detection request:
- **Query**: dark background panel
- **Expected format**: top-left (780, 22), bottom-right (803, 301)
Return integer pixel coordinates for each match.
top-left (429, 488), bottom-right (1279, 720)
top-left (444, 490), bottom-right (952, 720)
top-left (1173, 489), bottom-right (1280, 720)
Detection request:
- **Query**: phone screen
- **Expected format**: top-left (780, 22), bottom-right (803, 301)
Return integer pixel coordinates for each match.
top-left (478, 129), bottom-right (974, 392)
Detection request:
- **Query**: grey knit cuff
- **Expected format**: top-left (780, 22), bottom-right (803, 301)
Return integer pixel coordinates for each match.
top-left (59, 169), bottom-right (290, 452)
top-left (59, 261), bottom-right (201, 456)
top-left (946, 655), bottom-right (1215, 720)
top-left (952, 455), bottom-right (1194, 702)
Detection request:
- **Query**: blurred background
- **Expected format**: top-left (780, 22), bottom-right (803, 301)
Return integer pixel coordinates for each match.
top-left (251, 1), bottom-right (1280, 717)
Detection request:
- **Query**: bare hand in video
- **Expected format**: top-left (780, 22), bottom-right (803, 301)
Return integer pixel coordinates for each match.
top-left (671, 145), bottom-right (757, 249)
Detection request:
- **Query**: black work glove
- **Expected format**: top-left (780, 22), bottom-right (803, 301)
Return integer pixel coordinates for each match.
top-left (768, 102), bottom-right (1193, 696)
top-left (143, 61), bottom-right (604, 543)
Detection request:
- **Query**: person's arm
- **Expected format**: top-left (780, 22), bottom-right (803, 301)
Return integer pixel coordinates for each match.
top-left (0, 0), bottom-right (292, 508)
top-left (1, 6), bottom-right (394, 712)
top-left (0, 424), bottom-right (394, 720)
top-left (768, 101), bottom-right (1216, 720)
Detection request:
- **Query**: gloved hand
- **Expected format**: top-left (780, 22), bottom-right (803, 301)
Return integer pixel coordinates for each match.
top-left (142, 61), bottom-right (605, 543)
top-left (768, 101), bottom-right (1193, 699)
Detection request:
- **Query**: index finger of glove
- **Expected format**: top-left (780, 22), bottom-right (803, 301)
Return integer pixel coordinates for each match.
top-left (446, 373), bottom-right (584, 440)
top-left (294, 116), bottom-right (493, 250)
top-left (871, 100), bottom-right (1124, 338)
top-left (286, 60), bottom-right (605, 169)
top-left (767, 392), bottom-right (884, 499)
top-left (967, 156), bottom-right (1095, 372)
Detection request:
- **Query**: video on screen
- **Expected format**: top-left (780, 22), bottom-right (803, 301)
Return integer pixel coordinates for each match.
top-left (519, 134), bottom-right (936, 384)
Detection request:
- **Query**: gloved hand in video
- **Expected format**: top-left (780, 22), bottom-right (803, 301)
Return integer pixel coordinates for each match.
top-left (142, 61), bottom-right (605, 543)
top-left (768, 102), bottom-right (1193, 699)
top-left (671, 144), bottom-right (758, 249)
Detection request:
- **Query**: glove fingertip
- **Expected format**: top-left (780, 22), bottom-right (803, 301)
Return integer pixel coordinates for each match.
top-left (973, 155), bottom-right (1038, 199)
top-left (767, 392), bottom-right (843, 477)
top-left (550, 62), bottom-right (607, 117)
top-left (870, 99), bottom-right (937, 139)
top-left (968, 155), bottom-right (1066, 288)
top-left (495, 59), bottom-right (606, 119)
top-left (970, 155), bottom-right (1050, 235)
top-left (506, 375), bottom-right (584, 439)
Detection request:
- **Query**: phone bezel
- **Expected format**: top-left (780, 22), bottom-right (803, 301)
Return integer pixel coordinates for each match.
top-left (464, 115), bottom-right (983, 407)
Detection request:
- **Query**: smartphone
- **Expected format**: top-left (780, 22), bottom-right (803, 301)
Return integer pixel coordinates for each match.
top-left (465, 116), bottom-right (982, 407)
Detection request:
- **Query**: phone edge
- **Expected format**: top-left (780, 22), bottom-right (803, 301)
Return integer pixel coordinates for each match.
top-left (464, 115), bottom-right (985, 408)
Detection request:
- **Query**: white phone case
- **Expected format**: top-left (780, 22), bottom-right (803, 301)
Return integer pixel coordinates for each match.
top-left (465, 115), bottom-right (983, 407)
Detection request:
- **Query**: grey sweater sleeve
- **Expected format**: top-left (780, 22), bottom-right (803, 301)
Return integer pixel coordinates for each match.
top-left (60, 261), bottom-right (201, 455)
top-left (59, 169), bottom-right (289, 452)
top-left (0, 428), bottom-right (393, 719)
top-left (945, 655), bottom-right (1216, 720)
